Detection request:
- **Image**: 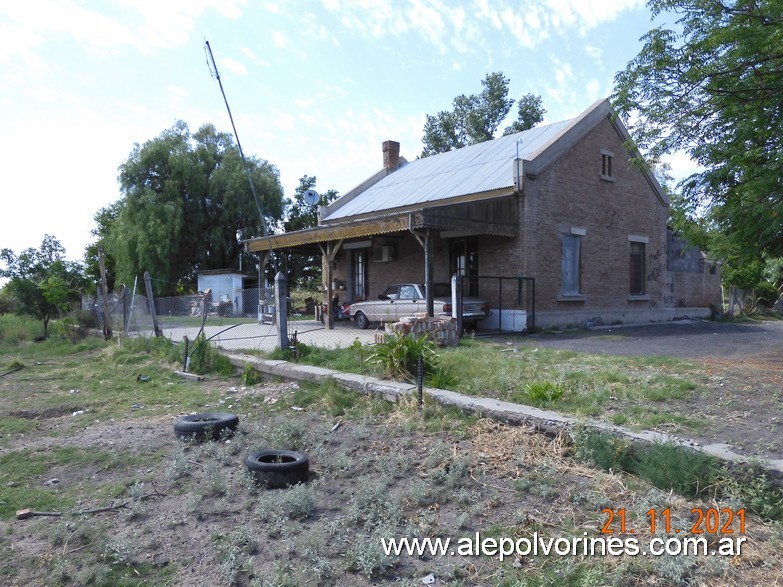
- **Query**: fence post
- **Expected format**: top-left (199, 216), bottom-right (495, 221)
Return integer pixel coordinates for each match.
top-left (275, 271), bottom-right (289, 350)
top-left (451, 273), bottom-right (463, 335)
top-left (143, 271), bottom-right (163, 337)
top-left (98, 246), bottom-right (112, 340)
top-left (121, 285), bottom-right (129, 333)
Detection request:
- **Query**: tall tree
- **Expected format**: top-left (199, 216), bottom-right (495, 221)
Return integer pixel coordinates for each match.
top-left (503, 93), bottom-right (546, 135)
top-left (421, 72), bottom-right (545, 156)
top-left (108, 122), bottom-right (285, 295)
top-left (0, 235), bottom-right (86, 338)
top-left (613, 0), bottom-right (783, 263)
top-left (282, 175), bottom-right (338, 287)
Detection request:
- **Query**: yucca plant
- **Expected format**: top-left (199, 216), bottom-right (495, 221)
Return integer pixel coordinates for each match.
top-left (369, 332), bottom-right (437, 381)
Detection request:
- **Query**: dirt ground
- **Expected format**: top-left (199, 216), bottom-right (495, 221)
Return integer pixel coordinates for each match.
top-left (3, 376), bottom-right (781, 587)
top-left (517, 319), bottom-right (783, 463)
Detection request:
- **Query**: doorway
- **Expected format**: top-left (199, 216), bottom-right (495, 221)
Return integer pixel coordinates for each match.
top-left (450, 237), bottom-right (479, 296)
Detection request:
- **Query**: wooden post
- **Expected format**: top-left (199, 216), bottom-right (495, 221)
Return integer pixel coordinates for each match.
top-left (98, 246), bottom-right (112, 340)
top-left (326, 242), bottom-right (334, 330)
top-left (275, 271), bottom-right (288, 350)
top-left (451, 273), bottom-right (463, 335)
top-left (424, 229), bottom-right (434, 317)
top-left (143, 271), bottom-right (162, 337)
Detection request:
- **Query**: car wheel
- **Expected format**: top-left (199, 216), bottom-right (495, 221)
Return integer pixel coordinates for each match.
top-left (174, 412), bottom-right (239, 442)
top-left (354, 311), bottom-right (369, 330)
top-left (245, 450), bottom-right (309, 488)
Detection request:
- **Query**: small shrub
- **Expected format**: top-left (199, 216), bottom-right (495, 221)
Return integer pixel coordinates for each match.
top-left (426, 366), bottom-right (458, 388)
top-left (634, 442), bottom-right (722, 497)
top-left (722, 466), bottom-right (783, 521)
top-left (370, 331), bottom-right (437, 381)
top-left (242, 364), bottom-right (263, 385)
top-left (257, 483), bottom-right (317, 521)
top-left (188, 333), bottom-right (234, 375)
top-left (6, 359), bottom-right (24, 371)
top-left (0, 314), bottom-right (42, 344)
top-left (213, 527), bottom-right (258, 585)
top-left (524, 380), bottom-right (565, 404)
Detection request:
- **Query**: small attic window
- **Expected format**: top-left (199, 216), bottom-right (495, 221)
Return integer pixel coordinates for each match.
top-left (600, 149), bottom-right (614, 182)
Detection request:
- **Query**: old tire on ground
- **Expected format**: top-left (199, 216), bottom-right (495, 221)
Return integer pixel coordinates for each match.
top-left (174, 412), bottom-right (239, 442)
top-left (354, 311), bottom-right (369, 330)
top-left (245, 450), bottom-right (309, 488)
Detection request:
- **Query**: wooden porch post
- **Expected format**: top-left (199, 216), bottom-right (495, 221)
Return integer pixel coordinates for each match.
top-left (424, 229), bottom-right (434, 317)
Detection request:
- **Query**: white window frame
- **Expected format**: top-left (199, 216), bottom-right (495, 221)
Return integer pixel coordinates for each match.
top-left (559, 229), bottom-right (584, 299)
top-left (600, 149), bottom-right (615, 182)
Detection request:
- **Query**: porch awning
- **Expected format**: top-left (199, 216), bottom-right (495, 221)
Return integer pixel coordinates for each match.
top-left (244, 215), bottom-right (411, 253)
top-left (244, 196), bottom-right (518, 254)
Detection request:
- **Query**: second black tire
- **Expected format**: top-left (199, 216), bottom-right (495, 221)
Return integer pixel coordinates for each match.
top-left (245, 450), bottom-right (309, 488)
top-left (173, 412), bottom-right (239, 442)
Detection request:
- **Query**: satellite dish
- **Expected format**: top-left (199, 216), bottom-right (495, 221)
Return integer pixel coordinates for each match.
top-left (304, 189), bottom-right (320, 206)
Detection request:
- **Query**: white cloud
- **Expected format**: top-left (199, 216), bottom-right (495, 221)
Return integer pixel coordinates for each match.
top-left (272, 31), bottom-right (288, 48)
top-left (240, 47), bottom-right (271, 67)
top-left (584, 44), bottom-right (603, 65)
top-left (585, 78), bottom-right (602, 100)
top-left (221, 57), bottom-right (247, 76)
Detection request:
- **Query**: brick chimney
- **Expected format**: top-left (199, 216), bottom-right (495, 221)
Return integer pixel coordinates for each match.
top-left (382, 140), bottom-right (400, 172)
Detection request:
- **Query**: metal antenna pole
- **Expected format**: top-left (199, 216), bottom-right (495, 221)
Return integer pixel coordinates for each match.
top-left (204, 40), bottom-right (276, 274)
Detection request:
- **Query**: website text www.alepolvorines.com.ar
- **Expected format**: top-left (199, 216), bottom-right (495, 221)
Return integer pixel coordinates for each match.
top-left (381, 532), bottom-right (747, 562)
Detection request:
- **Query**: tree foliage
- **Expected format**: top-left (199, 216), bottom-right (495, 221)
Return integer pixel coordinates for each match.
top-left (281, 175), bottom-right (339, 287)
top-left (0, 235), bottom-right (86, 338)
top-left (84, 201), bottom-right (122, 294)
top-left (613, 0), bottom-right (783, 265)
top-left (421, 72), bottom-right (545, 156)
top-left (106, 122), bottom-right (285, 295)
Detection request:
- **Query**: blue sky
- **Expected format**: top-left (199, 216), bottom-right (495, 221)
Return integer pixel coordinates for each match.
top-left (0, 0), bottom-right (683, 264)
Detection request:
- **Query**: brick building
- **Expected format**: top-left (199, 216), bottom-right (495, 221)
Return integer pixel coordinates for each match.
top-left (245, 98), bottom-right (721, 330)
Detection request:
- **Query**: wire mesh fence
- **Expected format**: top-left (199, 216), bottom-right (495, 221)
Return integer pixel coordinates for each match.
top-left (81, 284), bottom-right (375, 354)
top-left (81, 272), bottom-right (534, 355)
top-left (472, 275), bottom-right (535, 335)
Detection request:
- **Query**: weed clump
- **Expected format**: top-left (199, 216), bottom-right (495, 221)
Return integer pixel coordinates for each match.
top-left (188, 333), bottom-right (233, 375)
top-left (370, 331), bottom-right (437, 381)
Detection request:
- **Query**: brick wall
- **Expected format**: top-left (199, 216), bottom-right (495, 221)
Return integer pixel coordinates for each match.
top-left (484, 117), bottom-right (672, 326)
top-left (330, 116), bottom-right (718, 328)
top-left (670, 270), bottom-right (722, 308)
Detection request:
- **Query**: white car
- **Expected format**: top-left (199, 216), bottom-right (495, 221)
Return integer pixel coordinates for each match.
top-left (348, 283), bottom-right (490, 329)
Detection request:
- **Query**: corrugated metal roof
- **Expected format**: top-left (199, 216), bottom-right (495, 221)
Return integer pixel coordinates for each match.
top-left (324, 119), bottom-right (572, 221)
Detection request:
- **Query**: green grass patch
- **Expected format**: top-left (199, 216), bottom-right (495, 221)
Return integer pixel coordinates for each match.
top-left (0, 314), bottom-right (43, 344)
top-left (257, 335), bottom-right (707, 433)
top-left (0, 446), bottom-right (145, 518)
top-left (574, 429), bottom-right (783, 521)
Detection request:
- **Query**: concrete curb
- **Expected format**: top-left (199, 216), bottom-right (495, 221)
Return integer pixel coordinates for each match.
top-left (226, 353), bottom-right (783, 477)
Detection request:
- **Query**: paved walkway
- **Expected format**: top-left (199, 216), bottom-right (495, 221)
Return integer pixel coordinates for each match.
top-left (161, 319), bottom-right (377, 353)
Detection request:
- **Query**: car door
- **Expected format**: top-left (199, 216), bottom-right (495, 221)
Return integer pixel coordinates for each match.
top-left (396, 284), bottom-right (423, 319)
top-left (374, 285), bottom-right (400, 322)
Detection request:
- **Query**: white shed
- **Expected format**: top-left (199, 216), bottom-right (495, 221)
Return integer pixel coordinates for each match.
top-left (196, 270), bottom-right (249, 316)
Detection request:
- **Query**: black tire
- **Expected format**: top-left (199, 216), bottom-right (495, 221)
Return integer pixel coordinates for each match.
top-left (174, 412), bottom-right (239, 442)
top-left (354, 311), bottom-right (369, 330)
top-left (245, 450), bottom-right (309, 488)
